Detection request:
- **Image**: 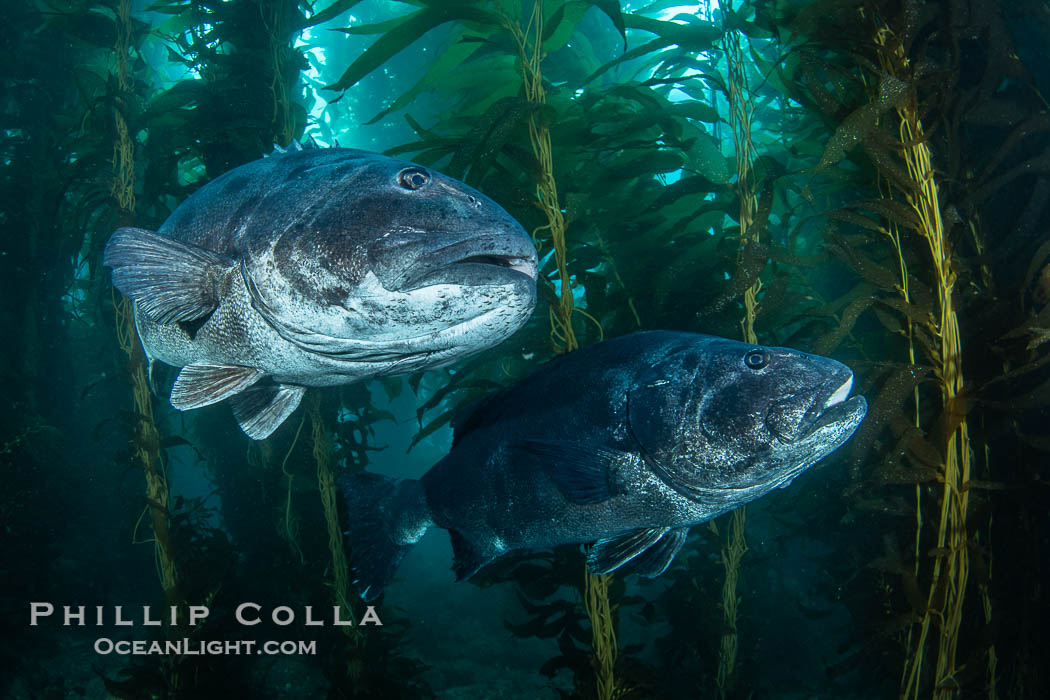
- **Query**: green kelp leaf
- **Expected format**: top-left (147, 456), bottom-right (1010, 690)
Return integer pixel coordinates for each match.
top-left (603, 149), bottom-right (685, 182)
top-left (853, 198), bottom-right (922, 232)
top-left (405, 113), bottom-right (439, 141)
top-left (584, 36), bottom-right (672, 85)
top-left (544, 1), bottom-right (590, 52)
top-left (669, 80), bottom-right (724, 106)
top-left (408, 408), bottom-right (456, 451)
top-left (672, 101), bottom-right (720, 123)
top-left (624, 13), bottom-right (722, 48)
top-left (584, 15), bottom-right (721, 84)
top-left (735, 11), bottom-right (776, 39)
top-left (795, 53), bottom-right (857, 119)
top-left (376, 377), bottom-right (403, 403)
top-left (147, 81), bottom-right (207, 118)
top-left (696, 243), bottom-right (769, 317)
top-left (570, 243), bottom-right (605, 272)
top-left (448, 97), bottom-right (537, 183)
top-left (151, 10), bottom-right (206, 39)
top-left (147, 1), bottom-right (188, 15)
top-left (299, 0), bottom-right (366, 30)
top-left (813, 291), bottom-right (875, 356)
top-left (845, 364), bottom-right (929, 483)
top-left (556, 27), bottom-right (603, 80)
top-left (817, 76), bottom-right (908, 170)
top-left (826, 234), bottom-right (902, 292)
top-left (590, 0), bottom-right (627, 49)
top-left (642, 175), bottom-right (715, 214)
top-left (818, 101), bottom-right (879, 168)
top-left (325, 4), bottom-right (500, 93)
top-left (73, 66), bottom-right (106, 103)
top-left (825, 209), bottom-right (884, 233)
top-left (335, 14), bottom-right (416, 36)
top-left (686, 132), bottom-right (730, 184)
top-left (366, 29), bottom-right (483, 124)
top-left (787, 0), bottom-right (866, 40)
top-left (636, 0), bottom-right (693, 13)
top-left (417, 379), bottom-right (502, 426)
top-left (579, 269), bottom-right (611, 318)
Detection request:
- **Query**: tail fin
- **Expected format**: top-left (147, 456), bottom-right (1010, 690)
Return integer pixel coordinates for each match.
top-left (339, 472), bottom-right (431, 601)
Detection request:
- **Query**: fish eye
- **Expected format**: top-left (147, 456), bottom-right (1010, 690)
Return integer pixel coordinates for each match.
top-left (398, 168), bottom-right (430, 190)
top-left (744, 349), bottom-right (769, 370)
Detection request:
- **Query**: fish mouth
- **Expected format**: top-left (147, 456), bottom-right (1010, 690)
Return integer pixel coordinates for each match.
top-left (768, 371), bottom-right (866, 444)
top-left (410, 251), bottom-right (539, 290)
top-left (375, 230), bottom-right (539, 292)
top-left (798, 374), bottom-right (867, 443)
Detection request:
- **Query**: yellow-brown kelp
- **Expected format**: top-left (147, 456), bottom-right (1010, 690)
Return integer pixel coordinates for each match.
top-left (310, 394), bottom-right (363, 649)
top-left (111, 0), bottom-right (178, 606)
top-left (716, 4), bottom-right (759, 692)
top-left (502, 2), bottom-right (617, 697)
top-left (871, 27), bottom-right (975, 700)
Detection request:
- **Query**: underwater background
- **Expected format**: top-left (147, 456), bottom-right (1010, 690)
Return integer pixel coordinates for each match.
top-left (3, 0), bottom-right (1050, 698)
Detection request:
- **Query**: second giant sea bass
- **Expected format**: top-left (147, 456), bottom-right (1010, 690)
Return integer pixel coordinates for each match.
top-left (103, 144), bottom-right (538, 439)
top-left (341, 331), bottom-right (867, 601)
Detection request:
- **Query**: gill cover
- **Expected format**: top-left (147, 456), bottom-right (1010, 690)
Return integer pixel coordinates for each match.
top-left (626, 349), bottom-right (713, 501)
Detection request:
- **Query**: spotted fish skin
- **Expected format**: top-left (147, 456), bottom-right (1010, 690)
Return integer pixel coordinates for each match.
top-left (340, 331), bottom-right (867, 601)
top-left (103, 146), bottom-right (538, 439)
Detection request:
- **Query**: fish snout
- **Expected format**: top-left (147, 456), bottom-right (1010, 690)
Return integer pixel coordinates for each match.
top-left (371, 226), bottom-right (538, 293)
top-left (766, 365), bottom-right (857, 443)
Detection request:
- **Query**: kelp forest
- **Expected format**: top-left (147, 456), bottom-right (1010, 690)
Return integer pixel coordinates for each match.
top-left (2, 0), bottom-right (1049, 698)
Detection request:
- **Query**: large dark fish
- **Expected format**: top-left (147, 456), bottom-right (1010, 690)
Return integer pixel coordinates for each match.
top-left (103, 144), bottom-right (538, 439)
top-left (341, 331), bottom-right (867, 601)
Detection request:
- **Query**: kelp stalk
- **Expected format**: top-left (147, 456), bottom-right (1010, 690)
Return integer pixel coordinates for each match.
top-left (874, 26), bottom-right (974, 700)
top-left (502, 2), bottom-right (616, 697)
top-left (716, 507), bottom-right (748, 692)
top-left (279, 415), bottom-right (307, 565)
top-left (717, 8), bottom-right (758, 692)
top-left (111, 0), bottom-right (178, 605)
top-left (584, 562), bottom-right (619, 700)
top-left (310, 395), bottom-right (361, 643)
top-left (504, 0), bottom-right (578, 354)
top-left (263, 0), bottom-right (294, 147)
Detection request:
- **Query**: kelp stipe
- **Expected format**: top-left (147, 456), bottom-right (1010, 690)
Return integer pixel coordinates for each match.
top-left (502, 3), bottom-right (620, 696)
top-left (714, 1), bottom-right (762, 691)
top-left (869, 22), bottom-right (974, 700)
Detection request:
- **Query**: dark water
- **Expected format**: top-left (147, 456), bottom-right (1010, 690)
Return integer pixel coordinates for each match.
top-left (3, 1), bottom-right (1049, 698)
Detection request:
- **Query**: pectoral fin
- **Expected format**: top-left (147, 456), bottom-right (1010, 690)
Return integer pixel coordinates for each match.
top-left (588, 526), bottom-right (689, 576)
top-left (170, 364), bottom-right (264, 410)
top-left (103, 227), bottom-right (234, 324)
top-left (624, 527), bottom-right (689, 577)
top-left (513, 439), bottom-right (625, 505)
top-left (229, 382), bottom-right (307, 440)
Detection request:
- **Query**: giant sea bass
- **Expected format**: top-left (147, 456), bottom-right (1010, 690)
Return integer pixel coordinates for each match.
top-left (104, 144), bottom-right (538, 439)
top-left (341, 331), bottom-right (868, 601)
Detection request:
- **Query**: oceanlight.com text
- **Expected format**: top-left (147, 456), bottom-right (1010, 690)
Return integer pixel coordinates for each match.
top-left (94, 638), bottom-right (317, 656)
